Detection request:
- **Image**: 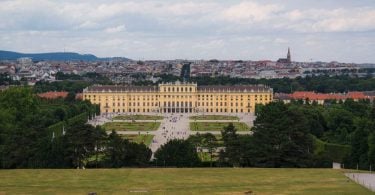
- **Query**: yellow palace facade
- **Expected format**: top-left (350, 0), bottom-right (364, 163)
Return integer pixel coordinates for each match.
top-left (83, 82), bottom-right (273, 114)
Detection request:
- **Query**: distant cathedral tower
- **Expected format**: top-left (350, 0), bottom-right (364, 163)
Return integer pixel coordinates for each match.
top-left (277, 47), bottom-right (292, 64)
top-left (287, 47), bottom-right (291, 63)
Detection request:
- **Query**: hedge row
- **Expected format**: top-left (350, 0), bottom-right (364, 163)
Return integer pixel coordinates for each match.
top-left (47, 112), bottom-right (89, 137)
top-left (313, 135), bottom-right (351, 162)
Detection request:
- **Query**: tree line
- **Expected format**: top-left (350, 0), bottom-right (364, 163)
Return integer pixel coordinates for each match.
top-left (1, 87), bottom-right (375, 169)
top-left (154, 100), bottom-right (375, 169)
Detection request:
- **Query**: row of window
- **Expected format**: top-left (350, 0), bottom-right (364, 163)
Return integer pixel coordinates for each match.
top-left (104, 101), bottom-right (259, 108)
top-left (106, 102), bottom-right (160, 107)
top-left (105, 108), bottom-right (251, 113)
top-left (85, 94), bottom-right (272, 100)
top-left (162, 86), bottom-right (194, 92)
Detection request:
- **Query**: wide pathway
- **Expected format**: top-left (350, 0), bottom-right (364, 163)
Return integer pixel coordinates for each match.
top-left (149, 114), bottom-right (190, 154)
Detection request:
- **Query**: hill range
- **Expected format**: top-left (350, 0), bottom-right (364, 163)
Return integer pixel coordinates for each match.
top-left (0, 50), bottom-right (130, 61)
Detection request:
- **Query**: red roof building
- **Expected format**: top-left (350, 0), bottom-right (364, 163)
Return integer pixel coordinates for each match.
top-left (285, 91), bottom-right (368, 104)
top-left (38, 91), bottom-right (68, 99)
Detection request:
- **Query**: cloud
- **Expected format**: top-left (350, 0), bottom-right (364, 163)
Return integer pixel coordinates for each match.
top-left (0, 0), bottom-right (374, 62)
top-left (222, 1), bottom-right (282, 23)
top-left (105, 25), bottom-right (126, 33)
top-left (283, 8), bottom-right (375, 32)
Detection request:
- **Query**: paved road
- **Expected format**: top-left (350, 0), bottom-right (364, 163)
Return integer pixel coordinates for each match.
top-left (345, 173), bottom-right (375, 192)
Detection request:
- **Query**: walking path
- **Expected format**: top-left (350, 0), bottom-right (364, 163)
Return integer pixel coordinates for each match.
top-left (149, 114), bottom-right (190, 154)
top-left (345, 173), bottom-right (375, 192)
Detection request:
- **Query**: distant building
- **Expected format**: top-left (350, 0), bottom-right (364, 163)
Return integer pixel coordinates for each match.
top-left (38, 91), bottom-right (68, 99)
top-left (83, 81), bottom-right (273, 114)
top-left (17, 57), bottom-right (33, 65)
top-left (275, 91), bottom-right (370, 104)
top-left (277, 48), bottom-right (291, 64)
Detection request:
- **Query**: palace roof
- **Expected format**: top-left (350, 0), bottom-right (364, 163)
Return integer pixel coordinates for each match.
top-left (197, 85), bottom-right (272, 92)
top-left (85, 85), bottom-right (158, 92)
top-left (84, 84), bottom-right (272, 93)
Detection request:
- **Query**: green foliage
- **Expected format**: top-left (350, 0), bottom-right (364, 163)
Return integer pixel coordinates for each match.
top-left (0, 73), bottom-right (20, 85)
top-left (368, 133), bottom-right (375, 165)
top-left (105, 131), bottom-right (151, 167)
top-left (251, 102), bottom-right (313, 167)
top-left (34, 72), bottom-right (112, 93)
top-left (138, 75), bottom-right (375, 93)
top-left (155, 139), bottom-right (200, 167)
top-left (34, 80), bottom-right (91, 93)
top-left (312, 136), bottom-right (351, 166)
top-left (187, 133), bottom-right (218, 166)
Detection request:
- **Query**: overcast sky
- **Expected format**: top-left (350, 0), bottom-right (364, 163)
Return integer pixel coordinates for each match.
top-left (1, 0), bottom-right (375, 63)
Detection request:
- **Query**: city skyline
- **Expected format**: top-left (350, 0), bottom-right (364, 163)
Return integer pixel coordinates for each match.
top-left (1, 0), bottom-right (375, 63)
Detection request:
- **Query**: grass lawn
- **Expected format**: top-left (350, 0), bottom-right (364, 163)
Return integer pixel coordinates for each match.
top-left (190, 115), bottom-right (239, 120)
top-left (190, 122), bottom-right (249, 131)
top-left (113, 115), bottom-right (163, 120)
top-left (0, 168), bottom-right (371, 194)
top-left (121, 134), bottom-right (154, 146)
top-left (102, 122), bottom-right (160, 131)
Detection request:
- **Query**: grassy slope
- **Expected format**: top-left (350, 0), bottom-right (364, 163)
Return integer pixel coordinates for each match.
top-left (0, 168), bottom-right (370, 194)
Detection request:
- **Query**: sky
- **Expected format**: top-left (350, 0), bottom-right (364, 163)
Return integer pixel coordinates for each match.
top-left (0, 0), bottom-right (375, 63)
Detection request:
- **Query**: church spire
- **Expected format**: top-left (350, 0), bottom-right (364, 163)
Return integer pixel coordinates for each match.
top-left (287, 47), bottom-right (291, 63)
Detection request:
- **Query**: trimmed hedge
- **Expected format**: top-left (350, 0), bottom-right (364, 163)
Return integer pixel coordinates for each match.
top-left (47, 112), bottom-right (89, 137)
top-left (313, 135), bottom-right (351, 163)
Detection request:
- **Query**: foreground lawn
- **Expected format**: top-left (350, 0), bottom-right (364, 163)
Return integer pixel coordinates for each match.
top-left (102, 122), bottom-right (160, 131)
top-left (121, 134), bottom-right (154, 146)
top-left (190, 122), bottom-right (249, 131)
top-left (113, 115), bottom-right (163, 120)
top-left (190, 115), bottom-right (239, 120)
top-left (0, 168), bottom-right (370, 194)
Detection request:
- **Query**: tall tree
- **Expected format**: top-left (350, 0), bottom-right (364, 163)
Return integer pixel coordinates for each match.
top-left (251, 102), bottom-right (313, 167)
top-left (154, 139), bottom-right (200, 167)
top-left (201, 133), bottom-right (218, 167)
top-left (220, 123), bottom-right (241, 167)
top-left (64, 123), bottom-right (98, 168)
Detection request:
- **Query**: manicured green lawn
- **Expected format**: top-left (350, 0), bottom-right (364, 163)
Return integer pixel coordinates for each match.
top-left (113, 115), bottom-right (163, 120)
top-left (102, 122), bottom-right (160, 131)
top-left (190, 122), bottom-right (249, 131)
top-left (121, 134), bottom-right (154, 146)
top-left (190, 115), bottom-right (239, 120)
top-left (0, 168), bottom-right (370, 194)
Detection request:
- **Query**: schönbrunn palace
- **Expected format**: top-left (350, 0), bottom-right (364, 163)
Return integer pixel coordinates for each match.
top-left (83, 82), bottom-right (273, 114)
